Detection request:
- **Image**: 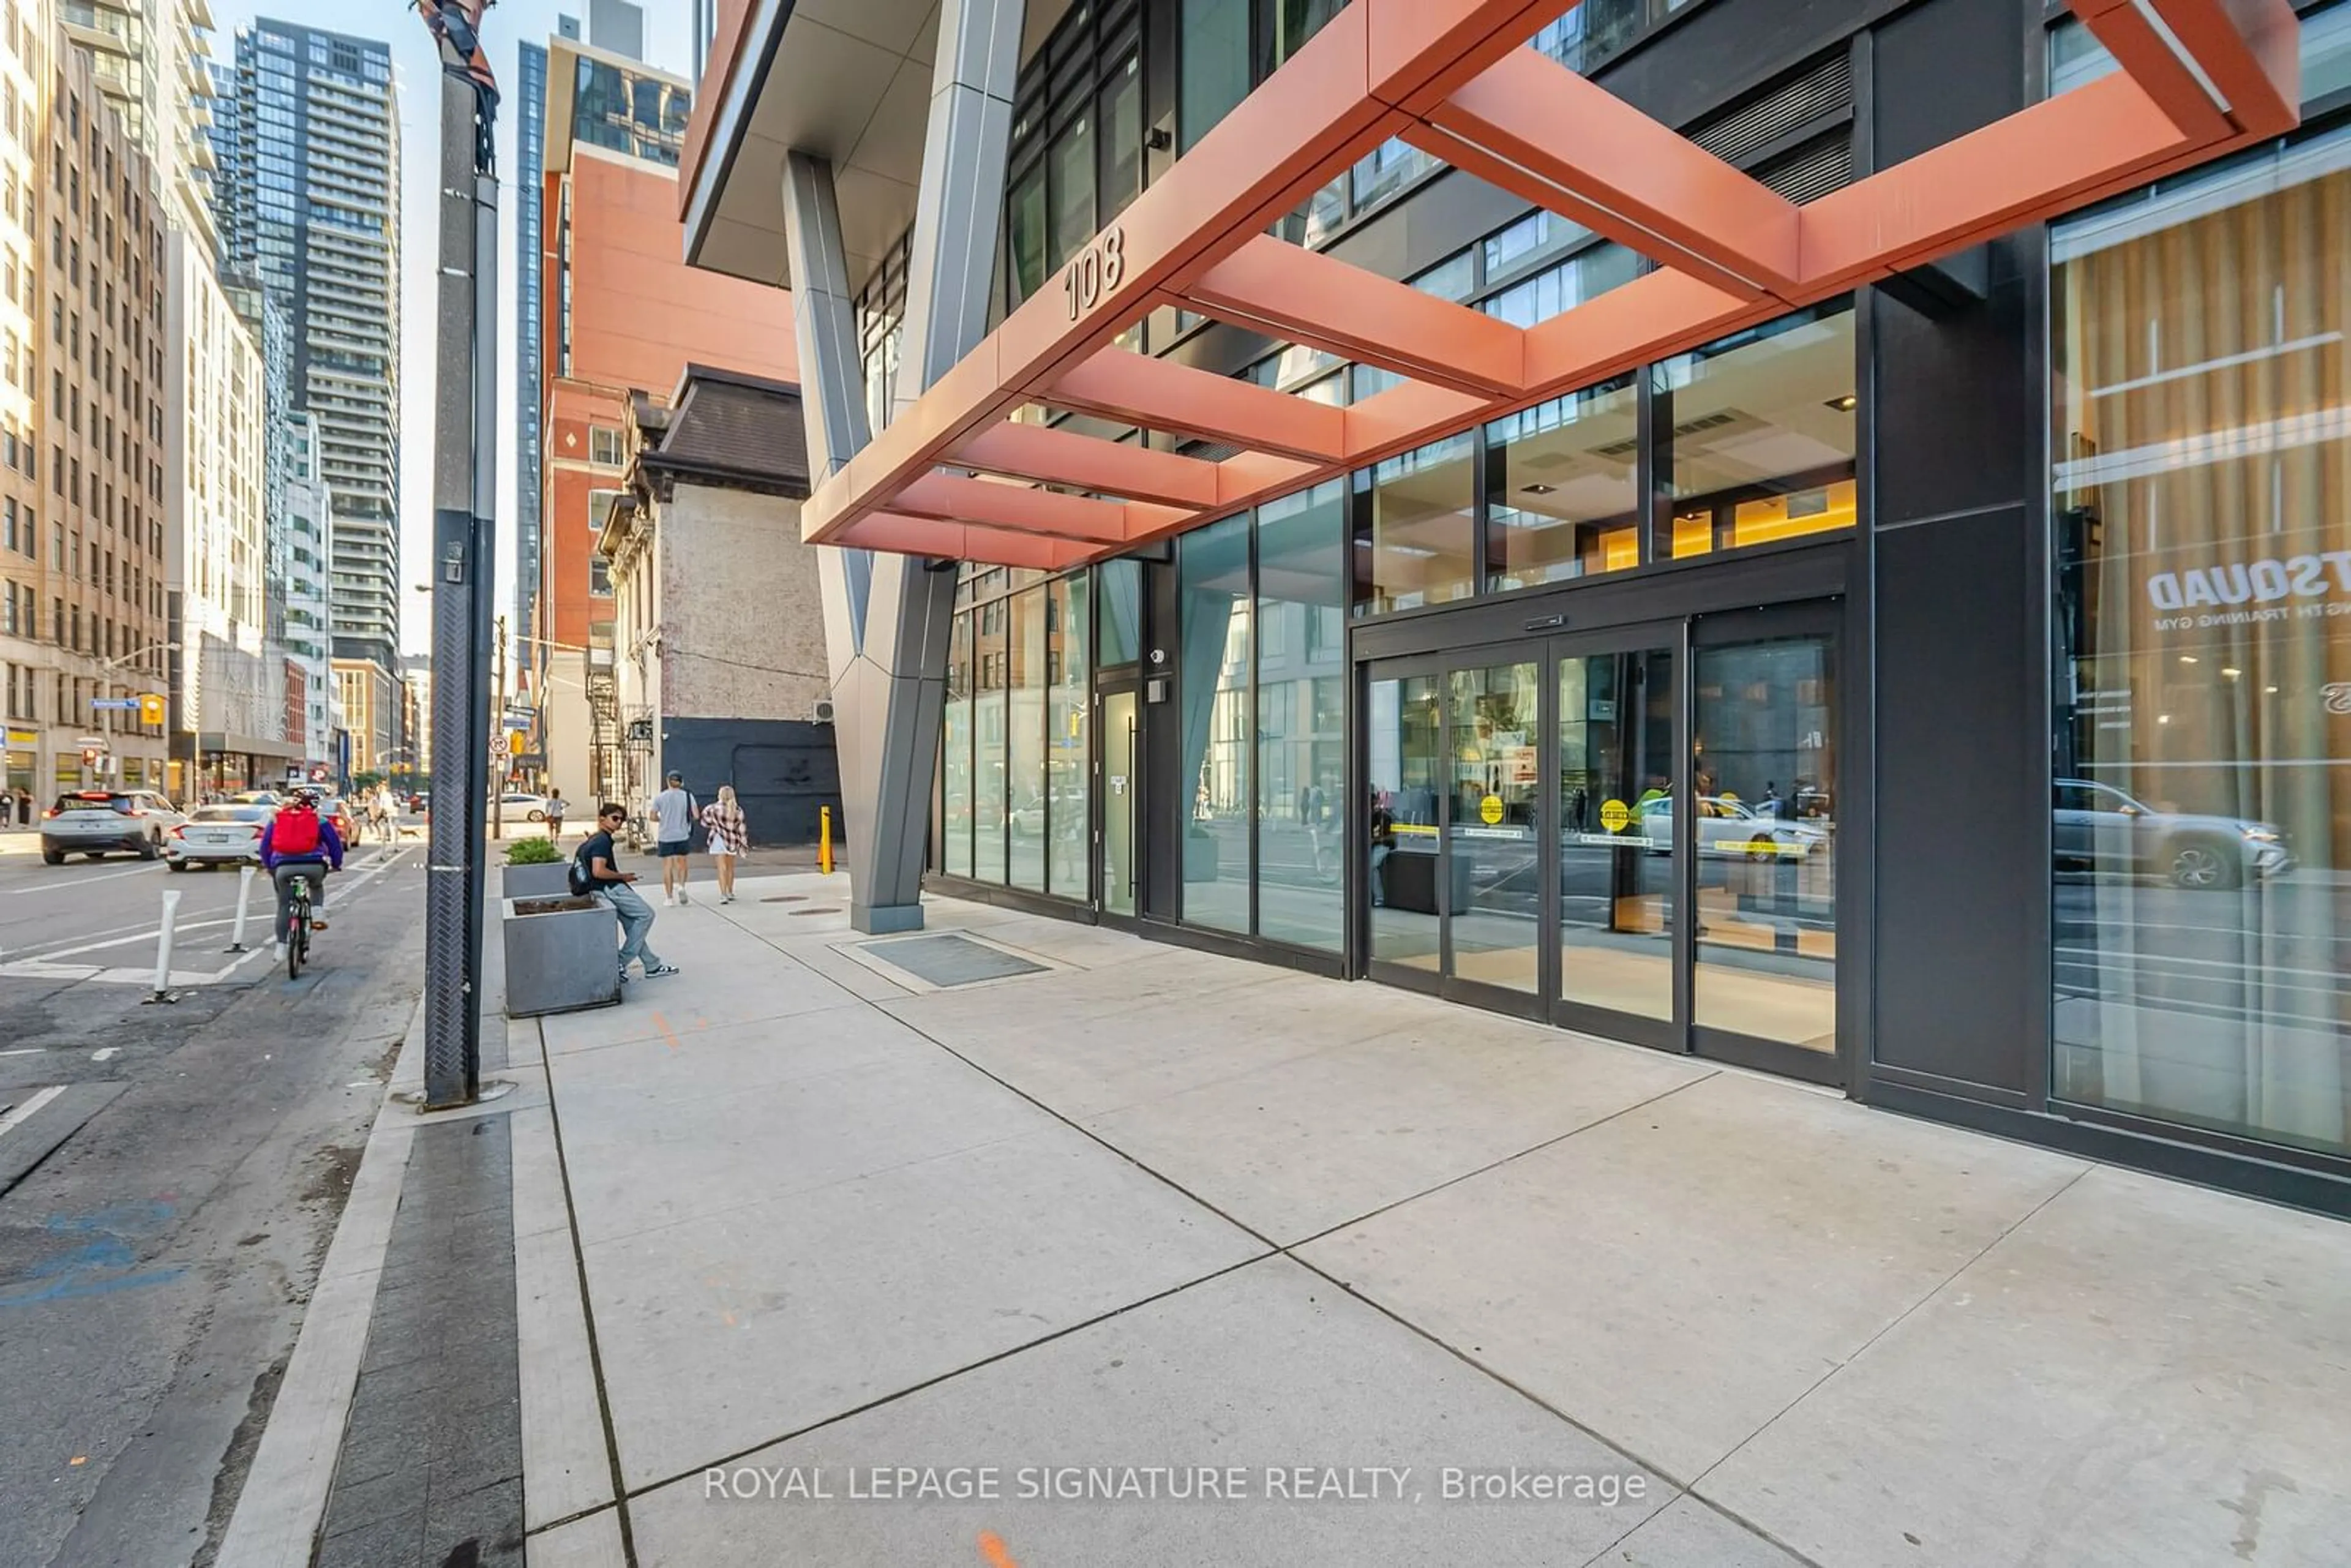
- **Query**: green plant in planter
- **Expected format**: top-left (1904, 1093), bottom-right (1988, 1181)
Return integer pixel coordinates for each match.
top-left (506, 836), bottom-right (562, 866)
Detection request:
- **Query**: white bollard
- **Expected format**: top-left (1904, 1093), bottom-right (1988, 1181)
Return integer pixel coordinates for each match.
top-left (148, 888), bottom-right (182, 1003)
top-left (227, 864), bottom-right (257, 952)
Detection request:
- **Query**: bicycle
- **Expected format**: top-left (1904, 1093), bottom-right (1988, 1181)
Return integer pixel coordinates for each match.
top-left (283, 871), bottom-right (313, 979)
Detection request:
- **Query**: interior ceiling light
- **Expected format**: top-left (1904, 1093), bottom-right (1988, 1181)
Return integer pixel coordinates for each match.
top-left (1521, 482), bottom-right (1556, 494)
top-left (1825, 394), bottom-right (1857, 411)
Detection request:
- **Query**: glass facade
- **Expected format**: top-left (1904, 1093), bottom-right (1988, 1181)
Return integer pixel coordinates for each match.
top-left (1180, 516), bottom-right (1252, 933)
top-left (1485, 377), bottom-right (1641, 590)
top-left (2051, 123), bottom-right (2351, 1160)
top-left (941, 571), bottom-right (1096, 899)
top-left (1656, 304), bottom-right (1858, 561)
top-left (883, 0), bottom-right (2351, 1199)
top-left (1355, 435), bottom-right (1476, 614)
top-left (1255, 484), bottom-right (1349, 950)
top-left (572, 56), bottom-right (691, 167)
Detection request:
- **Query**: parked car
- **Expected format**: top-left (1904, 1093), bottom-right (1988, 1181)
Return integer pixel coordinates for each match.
top-left (495, 792), bottom-right (550, 823)
top-left (41, 790), bottom-right (188, 863)
top-left (2053, 779), bottom-right (2290, 889)
top-left (230, 789), bottom-right (281, 807)
top-left (1636, 795), bottom-right (1829, 861)
top-left (167, 804), bottom-right (273, 870)
top-left (320, 797), bottom-right (359, 849)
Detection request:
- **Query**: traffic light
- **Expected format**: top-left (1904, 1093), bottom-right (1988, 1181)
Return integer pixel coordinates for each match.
top-left (509, 730), bottom-right (526, 756)
top-left (138, 692), bottom-right (165, 725)
top-left (81, 746), bottom-right (99, 768)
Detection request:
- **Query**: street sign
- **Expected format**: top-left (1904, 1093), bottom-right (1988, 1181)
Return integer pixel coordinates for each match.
top-left (89, 697), bottom-right (140, 710)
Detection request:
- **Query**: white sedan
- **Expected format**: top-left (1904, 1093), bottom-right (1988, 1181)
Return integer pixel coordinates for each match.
top-left (166, 803), bottom-right (274, 869)
top-left (494, 792), bottom-right (552, 823)
top-left (1639, 797), bottom-right (1829, 860)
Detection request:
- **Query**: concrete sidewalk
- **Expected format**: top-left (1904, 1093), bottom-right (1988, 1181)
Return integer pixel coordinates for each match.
top-left (229, 870), bottom-right (2350, 1565)
top-left (476, 871), bottom-right (2351, 1567)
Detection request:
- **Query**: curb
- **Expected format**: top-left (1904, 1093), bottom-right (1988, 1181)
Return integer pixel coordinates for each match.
top-left (212, 994), bottom-right (426, 1567)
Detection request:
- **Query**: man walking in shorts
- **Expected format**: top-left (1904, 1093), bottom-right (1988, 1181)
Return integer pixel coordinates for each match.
top-left (650, 771), bottom-right (697, 906)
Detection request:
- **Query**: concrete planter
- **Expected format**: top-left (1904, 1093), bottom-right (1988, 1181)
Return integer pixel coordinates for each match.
top-left (502, 860), bottom-right (575, 899)
top-left (502, 895), bottom-right (621, 1016)
top-left (1183, 830), bottom-right (1220, 882)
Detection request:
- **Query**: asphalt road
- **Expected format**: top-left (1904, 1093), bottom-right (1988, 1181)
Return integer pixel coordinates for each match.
top-left (0, 830), bottom-right (427, 1568)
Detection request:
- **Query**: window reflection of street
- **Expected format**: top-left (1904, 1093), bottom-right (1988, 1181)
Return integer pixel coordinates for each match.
top-left (1692, 634), bottom-right (1838, 1053)
top-left (2052, 125), bottom-right (2350, 1159)
top-left (1558, 647), bottom-right (1674, 1021)
top-left (1447, 662), bottom-right (1542, 992)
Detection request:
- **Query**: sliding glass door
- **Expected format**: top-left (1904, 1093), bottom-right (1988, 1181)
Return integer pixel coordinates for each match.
top-left (1361, 602), bottom-right (1844, 1082)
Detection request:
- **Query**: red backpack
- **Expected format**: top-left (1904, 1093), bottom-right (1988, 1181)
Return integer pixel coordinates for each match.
top-left (275, 803), bottom-right (322, 855)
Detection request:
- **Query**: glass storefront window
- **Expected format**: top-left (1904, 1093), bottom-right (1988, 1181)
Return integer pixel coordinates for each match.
top-left (1480, 241), bottom-right (1640, 329)
top-left (1256, 482), bottom-right (1347, 951)
top-left (1655, 302), bottom-right (1857, 561)
top-left (1482, 209), bottom-right (1597, 283)
top-left (1529, 0), bottom-right (1700, 75)
top-left (1007, 165), bottom-right (1046, 307)
top-left (1485, 376), bottom-right (1640, 590)
top-left (1047, 574), bottom-right (1091, 899)
top-left (1098, 557), bottom-right (1142, 666)
top-left (943, 610), bottom-right (973, 878)
top-left (1269, 0), bottom-right (1344, 69)
top-left (1049, 114), bottom-right (1095, 274)
top-left (1179, 0), bottom-right (1250, 153)
top-left (1351, 138), bottom-right (1435, 208)
top-left (2051, 125), bottom-right (2351, 1160)
top-left (1369, 673), bottom-right (1443, 969)
top-left (973, 596), bottom-right (1008, 882)
top-left (1355, 433), bottom-right (1475, 614)
top-left (1180, 514), bottom-right (1253, 933)
top-left (1100, 56), bottom-right (1143, 220)
top-left (1009, 588), bottom-right (1048, 892)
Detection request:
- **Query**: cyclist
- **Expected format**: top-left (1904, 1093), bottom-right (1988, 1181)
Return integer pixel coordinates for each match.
top-left (261, 786), bottom-right (346, 958)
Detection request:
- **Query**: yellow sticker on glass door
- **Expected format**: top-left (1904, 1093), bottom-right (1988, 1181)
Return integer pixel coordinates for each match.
top-left (1599, 798), bottom-right (1631, 833)
top-left (1479, 793), bottom-right (1504, 825)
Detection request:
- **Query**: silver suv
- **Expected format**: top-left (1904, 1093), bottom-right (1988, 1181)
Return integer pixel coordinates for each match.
top-left (41, 789), bottom-right (188, 864)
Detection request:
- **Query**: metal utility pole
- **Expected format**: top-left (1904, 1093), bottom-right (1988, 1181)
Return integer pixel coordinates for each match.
top-left (416, 0), bottom-right (500, 1109)
top-left (490, 613), bottom-right (507, 841)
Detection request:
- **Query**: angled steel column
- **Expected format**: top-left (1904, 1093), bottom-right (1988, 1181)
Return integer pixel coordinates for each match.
top-left (800, 0), bottom-right (1022, 935)
top-left (782, 151), bottom-right (872, 686)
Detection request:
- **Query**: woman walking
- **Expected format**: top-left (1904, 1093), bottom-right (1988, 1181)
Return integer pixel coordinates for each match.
top-left (699, 784), bottom-right (750, 904)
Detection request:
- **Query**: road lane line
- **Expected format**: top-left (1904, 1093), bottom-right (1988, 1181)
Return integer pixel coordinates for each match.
top-left (0, 1085), bottom-right (65, 1140)
top-left (10, 861), bottom-right (167, 895)
top-left (7, 849), bottom-right (414, 966)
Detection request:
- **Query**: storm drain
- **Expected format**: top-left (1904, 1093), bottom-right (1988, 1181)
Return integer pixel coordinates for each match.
top-left (855, 932), bottom-right (1048, 988)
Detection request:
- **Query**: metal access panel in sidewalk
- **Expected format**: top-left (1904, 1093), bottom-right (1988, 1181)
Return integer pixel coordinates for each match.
top-left (853, 932), bottom-right (1049, 988)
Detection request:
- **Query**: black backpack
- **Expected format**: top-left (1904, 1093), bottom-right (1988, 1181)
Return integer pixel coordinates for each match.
top-left (568, 841), bottom-right (596, 896)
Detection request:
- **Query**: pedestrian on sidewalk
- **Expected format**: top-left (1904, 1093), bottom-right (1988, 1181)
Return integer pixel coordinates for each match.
top-left (544, 789), bottom-right (568, 841)
top-left (574, 802), bottom-right (678, 982)
top-left (650, 771), bottom-right (697, 906)
top-left (699, 784), bottom-right (749, 904)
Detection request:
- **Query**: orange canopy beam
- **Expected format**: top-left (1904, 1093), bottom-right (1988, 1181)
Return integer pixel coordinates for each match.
top-left (843, 512), bottom-right (1098, 570)
top-left (1187, 233), bottom-right (1528, 397)
top-left (953, 421), bottom-right (1224, 508)
top-left (1049, 347), bottom-right (1351, 463)
top-left (796, 0), bottom-right (2299, 567)
top-left (891, 473), bottom-right (1142, 545)
top-left (1419, 48), bottom-right (1803, 301)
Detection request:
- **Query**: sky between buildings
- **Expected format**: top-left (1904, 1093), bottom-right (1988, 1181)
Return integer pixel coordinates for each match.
top-left (205, 1), bottom-right (699, 656)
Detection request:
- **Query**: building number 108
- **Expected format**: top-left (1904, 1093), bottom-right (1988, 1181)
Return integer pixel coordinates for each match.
top-left (1061, 226), bottom-right (1126, 320)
